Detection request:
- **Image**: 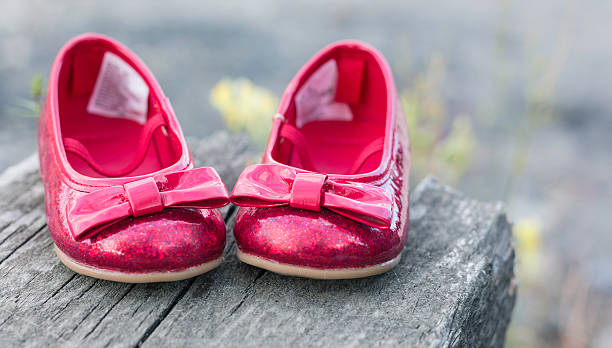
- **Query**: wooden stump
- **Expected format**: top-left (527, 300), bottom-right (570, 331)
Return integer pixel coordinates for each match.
top-left (0, 131), bottom-right (516, 347)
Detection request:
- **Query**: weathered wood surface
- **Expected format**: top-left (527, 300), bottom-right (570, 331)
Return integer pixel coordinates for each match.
top-left (0, 131), bottom-right (516, 347)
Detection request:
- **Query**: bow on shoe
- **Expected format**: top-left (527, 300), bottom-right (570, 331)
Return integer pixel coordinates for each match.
top-left (68, 167), bottom-right (230, 240)
top-left (230, 164), bottom-right (392, 228)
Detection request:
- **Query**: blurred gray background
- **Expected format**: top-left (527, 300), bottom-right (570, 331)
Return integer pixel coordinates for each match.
top-left (1, 1), bottom-right (611, 346)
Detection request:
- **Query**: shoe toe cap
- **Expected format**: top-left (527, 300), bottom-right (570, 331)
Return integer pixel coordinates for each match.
top-left (233, 206), bottom-right (401, 269)
top-left (58, 208), bottom-right (226, 273)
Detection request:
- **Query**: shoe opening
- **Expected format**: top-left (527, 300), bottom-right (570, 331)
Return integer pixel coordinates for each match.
top-left (55, 36), bottom-right (182, 178)
top-left (272, 42), bottom-right (389, 175)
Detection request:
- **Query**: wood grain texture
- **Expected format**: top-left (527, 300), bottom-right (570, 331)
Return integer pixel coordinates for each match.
top-left (0, 131), bottom-right (516, 347)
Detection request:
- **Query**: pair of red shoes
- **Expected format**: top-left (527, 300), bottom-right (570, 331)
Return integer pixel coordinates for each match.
top-left (38, 33), bottom-right (410, 282)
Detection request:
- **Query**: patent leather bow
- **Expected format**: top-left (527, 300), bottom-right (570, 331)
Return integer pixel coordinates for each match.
top-left (230, 164), bottom-right (392, 228)
top-left (68, 168), bottom-right (230, 240)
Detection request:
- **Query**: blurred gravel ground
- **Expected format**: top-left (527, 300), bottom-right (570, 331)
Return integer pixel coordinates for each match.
top-left (1, 1), bottom-right (611, 346)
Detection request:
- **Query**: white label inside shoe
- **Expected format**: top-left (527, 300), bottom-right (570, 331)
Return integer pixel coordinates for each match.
top-left (294, 59), bottom-right (353, 128)
top-left (86, 52), bottom-right (149, 125)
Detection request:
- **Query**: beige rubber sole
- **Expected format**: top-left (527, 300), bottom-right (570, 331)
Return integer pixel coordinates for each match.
top-left (236, 249), bottom-right (401, 280)
top-left (54, 245), bottom-right (222, 283)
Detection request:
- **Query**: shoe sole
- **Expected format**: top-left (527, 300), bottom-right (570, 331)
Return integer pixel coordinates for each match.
top-left (54, 244), bottom-right (222, 283)
top-left (236, 249), bottom-right (401, 280)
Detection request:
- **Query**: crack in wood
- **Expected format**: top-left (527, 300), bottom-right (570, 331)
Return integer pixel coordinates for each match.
top-left (226, 269), bottom-right (266, 318)
top-left (223, 204), bottom-right (237, 223)
top-left (73, 279), bottom-right (99, 303)
top-left (134, 278), bottom-right (195, 347)
top-left (0, 223), bottom-right (47, 266)
top-left (83, 284), bottom-right (135, 340)
top-left (0, 224), bottom-right (28, 247)
top-left (42, 273), bottom-right (77, 305)
top-left (0, 201), bottom-right (44, 238)
top-left (0, 306), bottom-right (69, 345)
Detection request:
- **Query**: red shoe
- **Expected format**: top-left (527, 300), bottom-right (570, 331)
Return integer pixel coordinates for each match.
top-left (231, 40), bottom-right (410, 279)
top-left (38, 33), bottom-right (229, 283)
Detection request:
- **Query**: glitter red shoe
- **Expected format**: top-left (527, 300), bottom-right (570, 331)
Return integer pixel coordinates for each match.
top-left (38, 33), bottom-right (229, 283)
top-left (230, 40), bottom-right (410, 279)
